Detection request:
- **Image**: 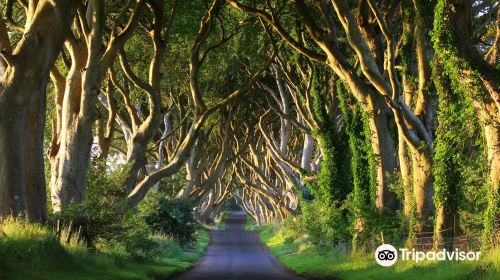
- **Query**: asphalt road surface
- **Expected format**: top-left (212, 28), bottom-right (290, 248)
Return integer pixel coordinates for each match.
top-left (174, 211), bottom-right (304, 280)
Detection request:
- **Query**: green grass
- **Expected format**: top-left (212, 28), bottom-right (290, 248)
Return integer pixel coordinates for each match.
top-left (0, 218), bottom-right (210, 280)
top-left (259, 225), bottom-right (500, 280)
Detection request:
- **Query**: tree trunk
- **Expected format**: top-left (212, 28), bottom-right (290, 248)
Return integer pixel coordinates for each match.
top-left (398, 134), bottom-right (412, 218)
top-left (24, 90), bottom-right (48, 222)
top-left (0, 113), bottom-right (27, 216)
top-left (52, 119), bottom-right (95, 211)
top-left (485, 124), bottom-right (500, 189)
top-left (367, 95), bottom-right (398, 210)
top-left (273, 63), bottom-right (291, 155)
top-left (434, 204), bottom-right (455, 250)
top-left (411, 148), bottom-right (434, 231)
top-left (0, 0), bottom-right (78, 217)
top-left (178, 140), bottom-right (201, 198)
top-left (483, 122), bottom-right (500, 245)
top-left (51, 43), bottom-right (88, 211)
top-left (51, 1), bottom-right (105, 211)
top-left (155, 113), bottom-right (172, 189)
top-left (301, 133), bottom-right (314, 172)
top-left (123, 139), bottom-right (149, 191)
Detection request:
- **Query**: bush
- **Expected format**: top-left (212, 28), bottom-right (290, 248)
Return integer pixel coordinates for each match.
top-left (349, 205), bottom-right (404, 250)
top-left (278, 199), bottom-right (350, 251)
top-left (53, 166), bottom-right (129, 244)
top-left (300, 200), bottom-right (350, 246)
top-left (52, 164), bottom-right (157, 260)
top-left (97, 214), bottom-right (158, 261)
top-left (143, 197), bottom-right (198, 246)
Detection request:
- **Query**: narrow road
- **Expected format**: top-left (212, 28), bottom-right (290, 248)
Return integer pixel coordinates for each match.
top-left (174, 211), bottom-right (304, 280)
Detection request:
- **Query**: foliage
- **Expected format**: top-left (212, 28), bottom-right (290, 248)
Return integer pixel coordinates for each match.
top-left (54, 166), bottom-right (129, 244)
top-left (337, 80), bottom-right (377, 250)
top-left (310, 67), bottom-right (352, 206)
top-left (2, 0), bottom-right (499, 277)
top-left (278, 199), bottom-right (350, 250)
top-left (155, 168), bottom-right (189, 198)
top-left (432, 0), bottom-right (494, 246)
top-left (300, 200), bottom-right (350, 246)
top-left (432, 58), bottom-right (487, 239)
top-left (142, 196), bottom-right (199, 246)
top-left (51, 165), bottom-right (160, 260)
top-left (0, 217), bottom-right (72, 271)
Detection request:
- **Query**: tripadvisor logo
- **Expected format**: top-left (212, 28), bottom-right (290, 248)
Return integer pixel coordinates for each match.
top-left (375, 244), bottom-right (398, 267)
top-left (375, 244), bottom-right (481, 267)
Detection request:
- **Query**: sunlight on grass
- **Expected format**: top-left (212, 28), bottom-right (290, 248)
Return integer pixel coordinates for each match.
top-left (259, 225), bottom-right (500, 280)
top-left (0, 218), bottom-right (210, 280)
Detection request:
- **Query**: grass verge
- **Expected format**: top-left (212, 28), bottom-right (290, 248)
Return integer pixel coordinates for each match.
top-left (0, 218), bottom-right (209, 280)
top-left (259, 225), bottom-right (500, 280)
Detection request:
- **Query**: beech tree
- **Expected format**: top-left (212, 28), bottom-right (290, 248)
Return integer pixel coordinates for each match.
top-left (433, 0), bottom-right (499, 248)
top-left (0, 0), bottom-right (79, 220)
top-left (48, 0), bottom-right (144, 211)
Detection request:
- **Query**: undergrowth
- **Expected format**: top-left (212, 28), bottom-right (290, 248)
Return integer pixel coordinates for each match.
top-left (0, 217), bottom-right (209, 280)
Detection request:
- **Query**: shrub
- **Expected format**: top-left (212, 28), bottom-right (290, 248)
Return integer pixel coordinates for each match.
top-left (98, 215), bottom-right (158, 261)
top-left (143, 197), bottom-right (198, 246)
top-left (300, 199), bottom-right (350, 246)
top-left (279, 199), bottom-right (350, 250)
top-left (52, 164), bottom-right (157, 260)
top-left (53, 166), bottom-right (129, 244)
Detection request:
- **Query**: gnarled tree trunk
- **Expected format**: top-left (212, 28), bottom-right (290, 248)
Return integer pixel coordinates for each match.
top-left (0, 1), bottom-right (78, 217)
top-left (51, 42), bottom-right (88, 211)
